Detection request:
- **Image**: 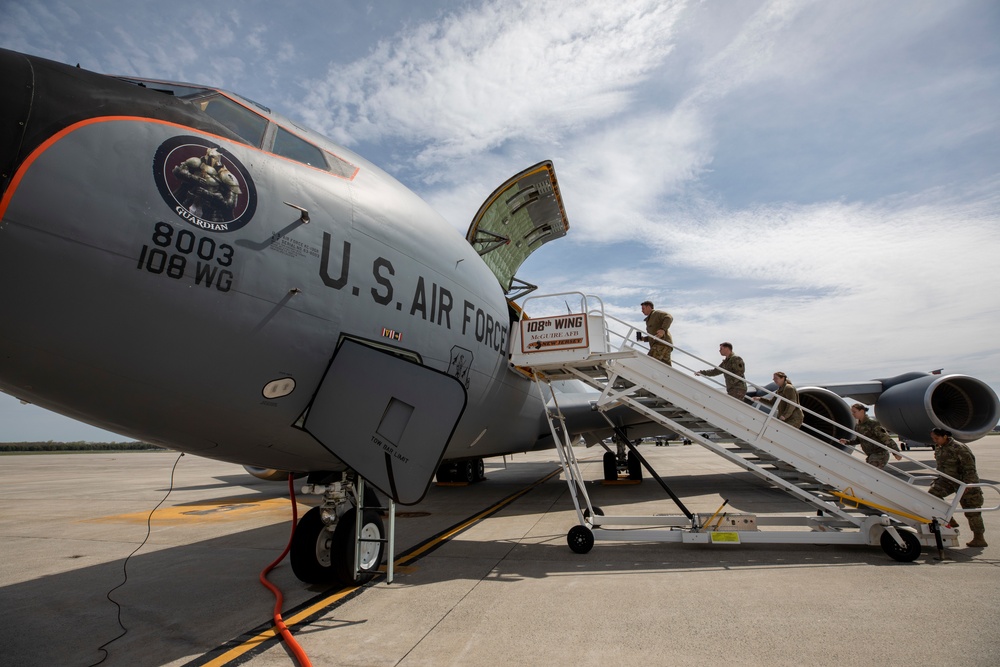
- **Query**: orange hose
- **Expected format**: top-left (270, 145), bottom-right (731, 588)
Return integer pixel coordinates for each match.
top-left (258, 475), bottom-right (313, 667)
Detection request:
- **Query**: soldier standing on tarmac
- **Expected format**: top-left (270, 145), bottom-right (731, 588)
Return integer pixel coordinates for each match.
top-left (695, 342), bottom-right (747, 400)
top-left (838, 403), bottom-right (903, 468)
top-left (638, 301), bottom-right (673, 366)
top-left (928, 427), bottom-right (988, 548)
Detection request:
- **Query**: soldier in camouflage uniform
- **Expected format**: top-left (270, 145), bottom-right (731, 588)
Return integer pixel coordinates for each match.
top-left (695, 342), bottom-right (747, 399)
top-left (752, 372), bottom-right (803, 428)
top-left (639, 301), bottom-right (673, 366)
top-left (838, 403), bottom-right (902, 468)
top-left (928, 427), bottom-right (987, 547)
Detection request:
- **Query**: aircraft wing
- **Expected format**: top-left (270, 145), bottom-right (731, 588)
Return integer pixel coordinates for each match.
top-left (810, 381), bottom-right (884, 405)
top-left (466, 161), bottom-right (568, 297)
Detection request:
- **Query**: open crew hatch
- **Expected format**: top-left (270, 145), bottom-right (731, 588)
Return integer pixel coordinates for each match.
top-left (466, 161), bottom-right (569, 299)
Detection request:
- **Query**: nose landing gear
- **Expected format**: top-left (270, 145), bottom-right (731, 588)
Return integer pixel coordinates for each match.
top-left (291, 473), bottom-right (386, 586)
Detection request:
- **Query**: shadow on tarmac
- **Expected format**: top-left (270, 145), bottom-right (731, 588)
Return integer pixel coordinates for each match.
top-left (6, 458), bottom-right (996, 666)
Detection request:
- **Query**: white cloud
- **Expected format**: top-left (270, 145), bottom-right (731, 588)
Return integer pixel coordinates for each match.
top-left (301, 0), bottom-right (688, 158)
top-left (686, 0), bottom-right (808, 105)
top-left (526, 186), bottom-right (1000, 389)
top-left (3, 0), bottom-right (998, 439)
top-left (406, 1), bottom-right (1000, 401)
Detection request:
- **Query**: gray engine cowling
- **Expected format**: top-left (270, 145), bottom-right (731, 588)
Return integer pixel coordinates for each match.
top-left (797, 386), bottom-right (856, 444)
top-left (873, 373), bottom-right (1000, 443)
top-left (244, 466), bottom-right (306, 482)
top-left (762, 372), bottom-right (999, 446)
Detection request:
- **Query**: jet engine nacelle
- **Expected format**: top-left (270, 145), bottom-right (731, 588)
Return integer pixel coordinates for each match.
top-left (748, 384), bottom-right (856, 446)
top-left (873, 373), bottom-right (1000, 444)
top-left (796, 386), bottom-right (856, 444)
top-left (244, 466), bottom-right (306, 482)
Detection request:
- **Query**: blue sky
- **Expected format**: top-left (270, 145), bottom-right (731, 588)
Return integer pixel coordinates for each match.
top-left (1, 0), bottom-right (998, 441)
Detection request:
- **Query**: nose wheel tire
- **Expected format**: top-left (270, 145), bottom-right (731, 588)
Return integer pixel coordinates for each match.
top-left (290, 506), bottom-right (385, 585)
top-left (290, 506), bottom-right (337, 584)
top-left (331, 508), bottom-right (385, 584)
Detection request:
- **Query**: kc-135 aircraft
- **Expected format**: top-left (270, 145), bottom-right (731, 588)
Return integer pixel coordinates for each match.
top-left (1, 48), bottom-right (998, 586)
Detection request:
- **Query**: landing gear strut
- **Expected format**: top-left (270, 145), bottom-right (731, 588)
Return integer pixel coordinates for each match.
top-left (291, 473), bottom-right (385, 586)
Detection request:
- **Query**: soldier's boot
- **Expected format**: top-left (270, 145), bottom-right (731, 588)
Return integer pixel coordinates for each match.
top-left (947, 519), bottom-right (960, 528)
top-left (966, 532), bottom-right (988, 548)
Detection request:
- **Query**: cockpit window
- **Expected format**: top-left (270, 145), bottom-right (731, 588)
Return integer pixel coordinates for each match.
top-left (198, 96), bottom-right (269, 147)
top-left (118, 79), bottom-right (210, 99)
top-left (273, 126), bottom-right (328, 169)
top-left (118, 77), bottom-right (357, 176)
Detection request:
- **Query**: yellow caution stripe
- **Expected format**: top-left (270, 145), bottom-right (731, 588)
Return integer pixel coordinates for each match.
top-left (829, 490), bottom-right (931, 524)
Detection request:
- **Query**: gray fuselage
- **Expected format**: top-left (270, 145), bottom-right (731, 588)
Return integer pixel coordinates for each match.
top-left (0, 49), bottom-right (546, 472)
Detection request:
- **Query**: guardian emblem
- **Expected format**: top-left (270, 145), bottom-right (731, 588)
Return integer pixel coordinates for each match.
top-left (153, 136), bottom-right (257, 232)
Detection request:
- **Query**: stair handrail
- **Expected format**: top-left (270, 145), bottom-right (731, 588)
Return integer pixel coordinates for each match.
top-left (947, 482), bottom-right (1000, 515)
top-left (589, 306), bottom-right (974, 494)
top-left (519, 291), bottom-right (605, 322)
top-left (516, 294), bottom-right (977, 503)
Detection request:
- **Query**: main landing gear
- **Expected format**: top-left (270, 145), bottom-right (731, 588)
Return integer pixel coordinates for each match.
top-left (435, 457), bottom-right (486, 483)
top-left (291, 473), bottom-right (385, 586)
top-left (602, 435), bottom-right (643, 482)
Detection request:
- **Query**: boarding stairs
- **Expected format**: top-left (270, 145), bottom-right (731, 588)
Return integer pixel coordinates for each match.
top-left (510, 293), bottom-right (999, 560)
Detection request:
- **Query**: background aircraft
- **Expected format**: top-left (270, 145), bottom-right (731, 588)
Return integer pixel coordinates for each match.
top-left (1, 49), bottom-right (997, 585)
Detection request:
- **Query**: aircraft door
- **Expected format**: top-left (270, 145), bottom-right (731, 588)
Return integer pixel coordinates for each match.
top-left (303, 339), bottom-right (467, 504)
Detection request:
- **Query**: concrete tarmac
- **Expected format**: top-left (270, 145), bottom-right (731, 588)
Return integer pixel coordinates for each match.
top-left (2, 436), bottom-right (999, 667)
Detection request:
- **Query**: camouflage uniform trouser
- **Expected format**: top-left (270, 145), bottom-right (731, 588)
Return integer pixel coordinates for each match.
top-left (930, 482), bottom-right (985, 534)
top-left (648, 344), bottom-right (671, 366)
top-left (866, 451), bottom-right (890, 469)
top-left (728, 387), bottom-right (747, 400)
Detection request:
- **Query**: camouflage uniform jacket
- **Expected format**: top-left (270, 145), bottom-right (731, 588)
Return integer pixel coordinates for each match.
top-left (932, 437), bottom-right (980, 497)
top-left (644, 310), bottom-right (673, 348)
top-left (760, 382), bottom-right (803, 425)
top-left (700, 354), bottom-right (747, 396)
top-left (846, 417), bottom-right (899, 457)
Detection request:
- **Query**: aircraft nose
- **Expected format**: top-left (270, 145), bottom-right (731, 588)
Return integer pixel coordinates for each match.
top-left (0, 48), bottom-right (34, 199)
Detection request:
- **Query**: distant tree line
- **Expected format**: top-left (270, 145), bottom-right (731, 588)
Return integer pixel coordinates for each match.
top-left (0, 441), bottom-right (169, 452)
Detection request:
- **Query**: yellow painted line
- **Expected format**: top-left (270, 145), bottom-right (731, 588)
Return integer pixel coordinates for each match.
top-left (205, 466), bottom-right (563, 666)
top-left (200, 585), bottom-right (363, 667)
top-left (830, 490), bottom-right (931, 524)
top-left (83, 497), bottom-right (312, 525)
top-left (396, 467), bottom-right (562, 566)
